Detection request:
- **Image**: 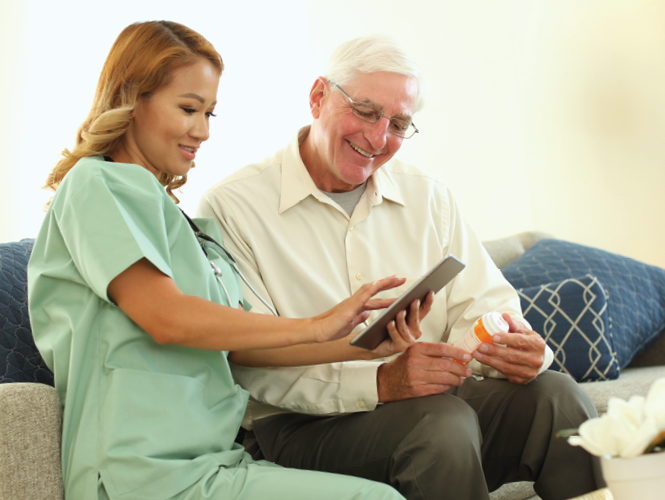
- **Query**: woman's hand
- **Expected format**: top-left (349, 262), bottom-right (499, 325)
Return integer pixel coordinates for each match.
top-left (370, 291), bottom-right (434, 359)
top-left (312, 276), bottom-right (406, 344)
top-left (228, 277), bottom-right (432, 368)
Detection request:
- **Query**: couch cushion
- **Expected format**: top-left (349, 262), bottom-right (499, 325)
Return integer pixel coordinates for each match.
top-left (0, 383), bottom-right (64, 499)
top-left (0, 239), bottom-right (53, 385)
top-left (502, 239), bottom-right (665, 370)
top-left (516, 275), bottom-right (619, 381)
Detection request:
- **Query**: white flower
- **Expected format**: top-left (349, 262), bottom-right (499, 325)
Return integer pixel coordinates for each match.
top-left (568, 377), bottom-right (665, 458)
top-left (644, 378), bottom-right (665, 429)
top-left (607, 396), bottom-right (644, 427)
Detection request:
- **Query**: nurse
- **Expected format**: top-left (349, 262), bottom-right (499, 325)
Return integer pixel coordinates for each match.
top-left (27, 21), bottom-right (428, 500)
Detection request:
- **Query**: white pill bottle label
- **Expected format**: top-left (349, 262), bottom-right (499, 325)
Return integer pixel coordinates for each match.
top-left (454, 312), bottom-right (509, 355)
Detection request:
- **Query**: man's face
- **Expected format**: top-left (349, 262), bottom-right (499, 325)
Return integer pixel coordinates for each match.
top-left (305, 71), bottom-right (418, 192)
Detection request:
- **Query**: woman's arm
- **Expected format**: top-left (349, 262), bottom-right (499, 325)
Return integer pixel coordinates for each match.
top-left (228, 294), bottom-right (434, 367)
top-left (107, 258), bottom-right (413, 355)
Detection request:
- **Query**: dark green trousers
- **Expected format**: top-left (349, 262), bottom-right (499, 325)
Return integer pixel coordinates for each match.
top-left (245, 371), bottom-right (603, 500)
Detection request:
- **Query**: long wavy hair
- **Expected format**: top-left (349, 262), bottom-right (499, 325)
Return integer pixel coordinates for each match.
top-left (45, 21), bottom-right (223, 202)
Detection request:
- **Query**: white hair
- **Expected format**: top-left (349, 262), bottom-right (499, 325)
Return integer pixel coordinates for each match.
top-left (323, 34), bottom-right (426, 112)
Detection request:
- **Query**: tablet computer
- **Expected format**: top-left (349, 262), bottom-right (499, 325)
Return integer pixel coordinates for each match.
top-left (350, 255), bottom-right (465, 350)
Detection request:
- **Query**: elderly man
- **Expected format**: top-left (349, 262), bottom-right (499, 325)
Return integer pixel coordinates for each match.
top-left (198, 35), bottom-right (601, 500)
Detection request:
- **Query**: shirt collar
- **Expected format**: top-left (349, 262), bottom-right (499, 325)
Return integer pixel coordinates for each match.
top-left (279, 126), bottom-right (406, 213)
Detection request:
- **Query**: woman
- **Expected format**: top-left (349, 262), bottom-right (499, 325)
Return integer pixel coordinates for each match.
top-left (28, 21), bottom-right (431, 500)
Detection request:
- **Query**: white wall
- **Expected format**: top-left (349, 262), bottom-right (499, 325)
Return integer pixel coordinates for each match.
top-left (1, 0), bottom-right (31, 243)
top-left (0, 0), bottom-right (313, 242)
top-left (510, 0), bottom-right (665, 268)
top-left (2, 0), bottom-right (664, 268)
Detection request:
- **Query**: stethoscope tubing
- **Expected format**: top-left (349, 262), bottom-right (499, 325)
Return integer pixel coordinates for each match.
top-left (181, 210), bottom-right (279, 316)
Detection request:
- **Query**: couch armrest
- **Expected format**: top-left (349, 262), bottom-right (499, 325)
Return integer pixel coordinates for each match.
top-left (482, 230), bottom-right (554, 269)
top-left (0, 383), bottom-right (64, 500)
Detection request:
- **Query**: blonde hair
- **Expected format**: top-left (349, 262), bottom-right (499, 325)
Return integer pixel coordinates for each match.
top-left (45, 21), bottom-right (223, 202)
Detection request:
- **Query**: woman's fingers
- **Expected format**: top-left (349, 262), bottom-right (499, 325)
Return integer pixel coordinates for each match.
top-left (355, 276), bottom-right (405, 304)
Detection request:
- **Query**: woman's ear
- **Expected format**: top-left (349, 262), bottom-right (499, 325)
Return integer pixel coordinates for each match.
top-left (309, 77), bottom-right (328, 119)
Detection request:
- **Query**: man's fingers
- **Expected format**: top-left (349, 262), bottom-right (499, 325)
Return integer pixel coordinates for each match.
top-left (503, 313), bottom-right (530, 334)
top-left (404, 346), bottom-right (473, 379)
top-left (472, 331), bottom-right (545, 383)
top-left (411, 341), bottom-right (472, 364)
top-left (405, 300), bottom-right (422, 339)
top-left (419, 291), bottom-right (434, 320)
top-left (471, 351), bottom-right (538, 383)
top-left (389, 312), bottom-right (416, 345)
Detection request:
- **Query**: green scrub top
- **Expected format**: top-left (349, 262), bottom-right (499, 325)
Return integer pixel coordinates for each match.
top-left (28, 157), bottom-right (251, 500)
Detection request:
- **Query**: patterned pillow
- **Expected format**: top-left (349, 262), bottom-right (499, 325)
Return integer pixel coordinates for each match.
top-left (503, 239), bottom-right (665, 369)
top-left (0, 239), bottom-right (54, 385)
top-left (517, 275), bottom-right (619, 381)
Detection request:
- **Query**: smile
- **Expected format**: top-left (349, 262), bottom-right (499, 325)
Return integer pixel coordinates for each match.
top-left (179, 144), bottom-right (198, 161)
top-left (349, 141), bottom-right (374, 158)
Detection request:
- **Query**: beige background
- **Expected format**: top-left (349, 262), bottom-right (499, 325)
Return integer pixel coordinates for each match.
top-left (2, 0), bottom-right (664, 267)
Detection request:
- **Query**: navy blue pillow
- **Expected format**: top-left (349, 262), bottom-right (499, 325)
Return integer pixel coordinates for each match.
top-left (0, 239), bottom-right (54, 385)
top-left (503, 239), bottom-right (665, 369)
top-left (516, 275), bottom-right (619, 381)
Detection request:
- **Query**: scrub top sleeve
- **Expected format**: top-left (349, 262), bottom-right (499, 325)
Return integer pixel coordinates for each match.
top-left (54, 162), bottom-right (174, 302)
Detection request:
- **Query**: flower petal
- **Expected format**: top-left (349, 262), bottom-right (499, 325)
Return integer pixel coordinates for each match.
top-left (620, 417), bottom-right (660, 458)
top-left (607, 397), bottom-right (644, 429)
top-left (568, 435), bottom-right (607, 457)
top-left (645, 377), bottom-right (665, 429)
top-left (576, 415), bottom-right (638, 457)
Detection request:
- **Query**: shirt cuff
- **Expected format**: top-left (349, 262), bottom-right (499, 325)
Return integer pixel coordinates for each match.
top-left (339, 361), bottom-right (382, 412)
top-left (538, 344), bottom-right (554, 375)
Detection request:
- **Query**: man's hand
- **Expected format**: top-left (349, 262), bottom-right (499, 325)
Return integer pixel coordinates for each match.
top-left (370, 292), bottom-right (434, 359)
top-left (471, 313), bottom-right (546, 384)
top-left (377, 342), bottom-right (473, 403)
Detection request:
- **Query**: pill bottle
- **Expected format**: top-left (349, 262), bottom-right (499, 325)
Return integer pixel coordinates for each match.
top-left (453, 312), bottom-right (509, 364)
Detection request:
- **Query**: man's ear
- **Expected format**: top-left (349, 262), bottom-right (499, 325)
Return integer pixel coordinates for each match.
top-left (309, 77), bottom-right (328, 119)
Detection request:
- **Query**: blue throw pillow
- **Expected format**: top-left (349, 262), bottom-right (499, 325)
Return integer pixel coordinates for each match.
top-left (502, 239), bottom-right (665, 369)
top-left (0, 239), bottom-right (54, 385)
top-left (516, 275), bottom-right (619, 381)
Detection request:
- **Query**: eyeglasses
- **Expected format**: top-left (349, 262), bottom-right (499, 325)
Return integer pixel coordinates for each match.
top-left (329, 81), bottom-right (419, 139)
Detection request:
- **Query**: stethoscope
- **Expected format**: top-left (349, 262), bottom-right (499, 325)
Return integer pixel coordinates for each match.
top-left (180, 210), bottom-right (279, 316)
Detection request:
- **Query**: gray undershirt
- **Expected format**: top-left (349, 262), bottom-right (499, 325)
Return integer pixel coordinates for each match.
top-left (322, 182), bottom-right (367, 217)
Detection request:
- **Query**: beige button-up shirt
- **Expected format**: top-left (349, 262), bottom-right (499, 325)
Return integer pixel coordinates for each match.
top-left (198, 128), bottom-right (553, 427)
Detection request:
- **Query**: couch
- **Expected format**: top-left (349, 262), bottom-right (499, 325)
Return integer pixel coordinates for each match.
top-left (1, 232), bottom-right (664, 500)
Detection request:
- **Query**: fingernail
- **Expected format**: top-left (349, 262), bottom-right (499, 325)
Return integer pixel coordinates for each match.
top-left (493, 335), bottom-right (502, 343)
top-left (416, 300), bottom-right (421, 308)
top-left (462, 353), bottom-right (471, 362)
top-left (478, 344), bottom-right (489, 353)
top-left (466, 368), bottom-right (473, 377)
top-left (474, 352), bottom-right (483, 360)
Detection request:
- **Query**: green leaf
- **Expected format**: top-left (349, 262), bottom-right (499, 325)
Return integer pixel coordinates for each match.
top-left (556, 428), bottom-right (579, 439)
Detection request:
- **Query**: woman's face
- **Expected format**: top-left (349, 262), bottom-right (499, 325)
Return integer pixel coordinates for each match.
top-left (116, 59), bottom-right (220, 178)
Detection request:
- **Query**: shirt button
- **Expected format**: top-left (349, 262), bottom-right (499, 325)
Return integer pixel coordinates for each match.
top-left (349, 226), bottom-right (354, 231)
top-left (356, 273), bottom-right (363, 280)
top-left (359, 401), bottom-right (367, 409)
